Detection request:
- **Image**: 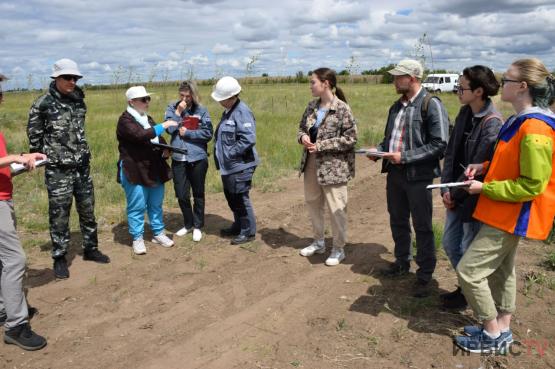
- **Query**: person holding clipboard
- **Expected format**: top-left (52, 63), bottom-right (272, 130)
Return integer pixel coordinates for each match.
top-left (164, 81), bottom-right (213, 242)
top-left (116, 86), bottom-right (178, 255)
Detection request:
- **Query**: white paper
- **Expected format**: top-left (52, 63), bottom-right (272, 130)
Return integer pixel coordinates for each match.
top-left (426, 182), bottom-right (470, 190)
top-left (355, 149), bottom-right (388, 157)
top-left (10, 159), bottom-right (48, 175)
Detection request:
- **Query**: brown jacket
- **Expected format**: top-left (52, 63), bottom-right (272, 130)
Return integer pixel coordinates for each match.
top-left (116, 111), bottom-right (171, 187)
top-left (297, 97), bottom-right (357, 185)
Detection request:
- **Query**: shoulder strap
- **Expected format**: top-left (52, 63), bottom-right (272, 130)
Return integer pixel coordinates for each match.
top-left (420, 93), bottom-right (434, 120)
top-left (481, 112), bottom-right (503, 125)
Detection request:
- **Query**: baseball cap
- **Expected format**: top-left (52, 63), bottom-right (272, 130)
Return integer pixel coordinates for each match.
top-left (388, 59), bottom-right (424, 79)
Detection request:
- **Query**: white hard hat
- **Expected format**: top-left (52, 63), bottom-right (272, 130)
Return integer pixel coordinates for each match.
top-left (51, 58), bottom-right (82, 78)
top-left (211, 76), bottom-right (241, 102)
top-left (125, 86), bottom-right (151, 101)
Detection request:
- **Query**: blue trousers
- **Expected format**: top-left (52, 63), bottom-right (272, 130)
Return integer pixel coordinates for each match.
top-left (442, 207), bottom-right (482, 268)
top-left (120, 170), bottom-right (165, 240)
top-left (221, 168), bottom-right (256, 236)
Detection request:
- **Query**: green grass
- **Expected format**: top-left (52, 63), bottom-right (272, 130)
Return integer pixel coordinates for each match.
top-left (1, 82), bottom-right (516, 233)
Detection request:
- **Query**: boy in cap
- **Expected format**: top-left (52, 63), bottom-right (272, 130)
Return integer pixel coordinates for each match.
top-left (368, 59), bottom-right (450, 297)
top-left (27, 58), bottom-right (110, 279)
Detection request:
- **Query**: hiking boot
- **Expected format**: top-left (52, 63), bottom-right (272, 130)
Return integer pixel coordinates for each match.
top-left (53, 256), bottom-right (69, 279)
top-left (192, 228), bottom-right (202, 242)
top-left (231, 234), bottom-right (255, 245)
top-left (441, 288), bottom-right (468, 310)
top-left (412, 279), bottom-right (431, 298)
top-left (454, 330), bottom-right (512, 354)
top-left (132, 238), bottom-right (147, 255)
top-left (379, 262), bottom-right (410, 277)
top-left (152, 233), bottom-right (174, 248)
top-left (4, 323), bottom-right (47, 351)
top-left (299, 239), bottom-right (325, 257)
top-left (220, 227), bottom-right (241, 237)
top-left (325, 248), bottom-right (345, 266)
top-left (463, 326), bottom-right (514, 343)
top-left (83, 249), bottom-right (111, 263)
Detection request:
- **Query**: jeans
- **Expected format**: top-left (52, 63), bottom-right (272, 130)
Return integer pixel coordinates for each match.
top-left (172, 159), bottom-right (208, 229)
top-left (120, 169), bottom-right (165, 240)
top-left (442, 207), bottom-right (482, 269)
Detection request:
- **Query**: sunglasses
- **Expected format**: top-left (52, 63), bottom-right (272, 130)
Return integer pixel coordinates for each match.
top-left (60, 75), bottom-right (81, 82)
top-left (135, 96), bottom-right (151, 103)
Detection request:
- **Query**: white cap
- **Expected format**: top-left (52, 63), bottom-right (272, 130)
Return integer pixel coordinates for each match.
top-left (388, 59), bottom-right (424, 79)
top-left (51, 58), bottom-right (82, 78)
top-left (125, 86), bottom-right (151, 101)
top-left (211, 76), bottom-right (241, 102)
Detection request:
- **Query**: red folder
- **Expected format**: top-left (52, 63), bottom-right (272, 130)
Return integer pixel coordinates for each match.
top-left (183, 116), bottom-right (200, 130)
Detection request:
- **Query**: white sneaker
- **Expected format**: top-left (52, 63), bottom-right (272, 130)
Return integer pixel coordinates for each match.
top-left (132, 238), bottom-right (146, 255)
top-left (152, 233), bottom-right (174, 247)
top-left (325, 248), bottom-right (345, 266)
top-left (192, 228), bottom-right (202, 242)
top-left (175, 227), bottom-right (188, 237)
top-left (300, 239), bottom-right (325, 257)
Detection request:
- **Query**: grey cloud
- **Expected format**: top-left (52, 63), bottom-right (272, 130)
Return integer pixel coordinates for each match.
top-left (427, 0), bottom-right (554, 17)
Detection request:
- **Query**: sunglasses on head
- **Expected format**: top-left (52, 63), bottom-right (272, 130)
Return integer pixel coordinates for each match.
top-left (60, 75), bottom-right (81, 82)
top-left (135, 96), bottom-right (151, 103)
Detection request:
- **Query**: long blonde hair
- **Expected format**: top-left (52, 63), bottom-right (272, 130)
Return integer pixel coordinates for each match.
top-left (178, 80), bottom-right (201, 107)
top-left (512, 58), bottom-right (555, 108)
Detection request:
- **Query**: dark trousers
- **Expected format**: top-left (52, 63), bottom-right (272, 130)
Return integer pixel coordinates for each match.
top-left (172, 159), bottom-right (208, 229)
top-left (45, 165), bottom-right (98, 258)
top-left (386, 166), bottom-right (436, 282)
top-left (221, 167), bottom-right (256, 236)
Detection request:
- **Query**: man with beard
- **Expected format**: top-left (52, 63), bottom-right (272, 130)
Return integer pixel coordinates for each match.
top-left (27, 59), bottom-right (110, 279)
top-left (369, 59), bottom-right (449, 297)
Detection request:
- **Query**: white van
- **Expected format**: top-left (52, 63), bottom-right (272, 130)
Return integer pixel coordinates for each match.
top-left (422, 73), bottom-right (459, 93)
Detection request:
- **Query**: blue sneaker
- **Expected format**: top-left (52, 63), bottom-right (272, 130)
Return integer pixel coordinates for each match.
top-left (455, 330), bottom-right (512, 354)
top-left (463, 326), bottom-right (514, 343)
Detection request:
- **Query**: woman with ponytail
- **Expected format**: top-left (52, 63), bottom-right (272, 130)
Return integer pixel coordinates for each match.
top-left (296, 68), bottom-right (357, 266)
top-left (455, 58), bottom-right (555, 353)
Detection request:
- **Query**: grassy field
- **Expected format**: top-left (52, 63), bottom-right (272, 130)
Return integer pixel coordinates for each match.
top-left (0, 82), bottom-right (516, 233)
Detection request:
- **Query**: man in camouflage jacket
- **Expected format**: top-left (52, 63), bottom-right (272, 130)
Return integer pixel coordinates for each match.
top-left (27, 59), bottom-right (109, 279)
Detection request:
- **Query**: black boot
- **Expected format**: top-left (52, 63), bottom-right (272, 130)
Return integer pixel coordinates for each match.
top-left (53, 256), bottom-right (69, 279)
top-left (379, 261), bottom-right (410, 277)
top-left (83, 249), bottom-right (110, 263)
top-left (442, 288), bottom-right (468, 310)
top-left (4, 323), bottom-right (47, 351)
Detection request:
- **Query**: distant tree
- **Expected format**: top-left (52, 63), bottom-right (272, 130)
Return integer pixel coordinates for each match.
top-left (261, 73), bottom-right (269, 77)
top-left (338, 69), bottom-right (350, 76)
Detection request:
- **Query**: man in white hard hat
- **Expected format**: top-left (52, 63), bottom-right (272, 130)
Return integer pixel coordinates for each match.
top-left (368, 59), bottom-right (449, 297)
top-left (211, 76), bottom-right (259, 244)
top-left (27, 58), bottom-right (110, 279)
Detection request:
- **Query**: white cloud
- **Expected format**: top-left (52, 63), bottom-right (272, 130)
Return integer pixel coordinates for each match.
top-left (212, 43), bottom-right (235, 54)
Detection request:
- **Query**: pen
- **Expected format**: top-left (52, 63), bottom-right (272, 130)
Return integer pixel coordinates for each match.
top-left (460, 163), bottom-right (468, 174)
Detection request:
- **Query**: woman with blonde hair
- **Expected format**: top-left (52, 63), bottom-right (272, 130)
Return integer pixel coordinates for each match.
top-left (297, 68), bottom-right (357, 266)
top-left (455, 58), bottom-right (555, 353)
top-left (165, 81), bottom-right (213, 242)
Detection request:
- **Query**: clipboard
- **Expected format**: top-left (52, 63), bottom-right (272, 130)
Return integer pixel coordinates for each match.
top-left (355, 149), bottom-right (388, 157)
top-left (426, 182), bottom-right (471, 190)
top-left (10, 159), bottom-right (48, 176)
top-left (151, 142), bottom-right (188, 155)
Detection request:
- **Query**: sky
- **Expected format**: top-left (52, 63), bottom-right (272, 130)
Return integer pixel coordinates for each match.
top-left (1, 0), bottom-right (555, 90)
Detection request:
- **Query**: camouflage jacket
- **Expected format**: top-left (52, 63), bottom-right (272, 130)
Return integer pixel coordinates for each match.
top-left (297, 97), bottom-right (357, 185)
top-left (27, 81), bottom-right (90, 167)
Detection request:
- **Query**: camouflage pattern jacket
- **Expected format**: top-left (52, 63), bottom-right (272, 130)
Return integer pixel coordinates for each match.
top-left (27, 82), bottom-right (91, 167)
top-left (297, 97), bottom-right (357, 185)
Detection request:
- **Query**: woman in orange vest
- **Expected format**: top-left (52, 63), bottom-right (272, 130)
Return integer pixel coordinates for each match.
top-left (455, 58), bottom-right (555, 354)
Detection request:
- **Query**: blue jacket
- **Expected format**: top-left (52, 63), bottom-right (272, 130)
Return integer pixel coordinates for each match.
top-left (214, 99), bottom-right (260, 175)
top-left (164, 101), bottom-right (213, 162)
